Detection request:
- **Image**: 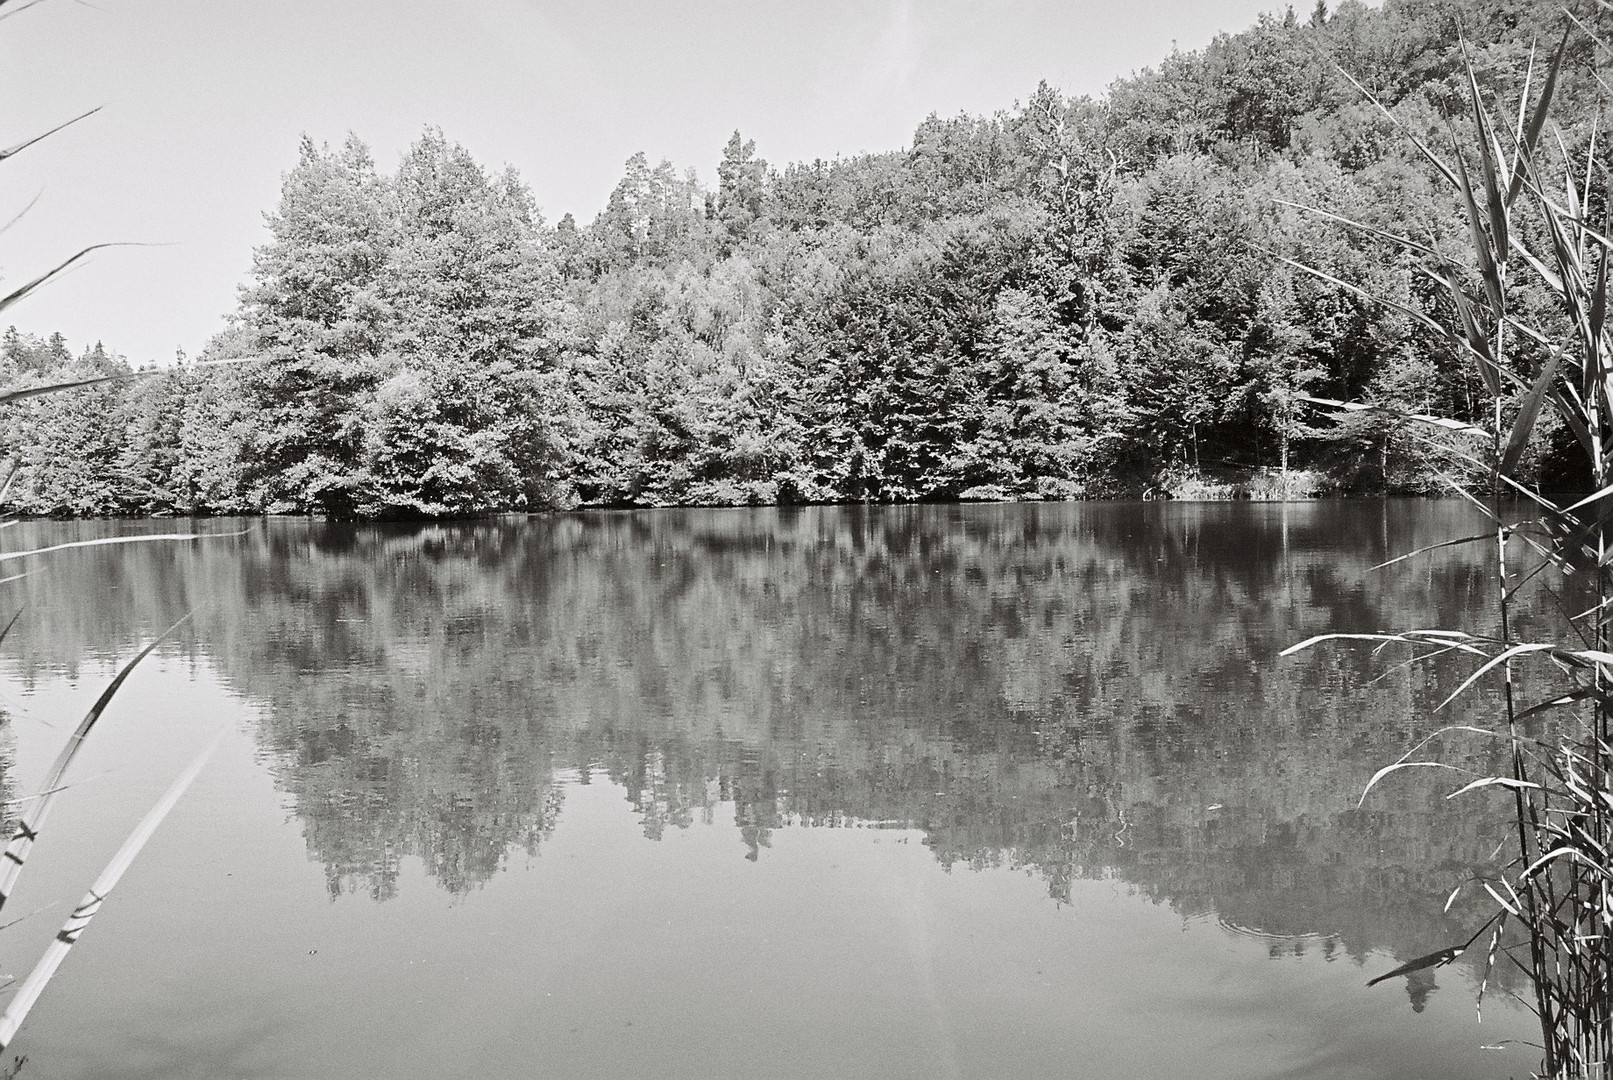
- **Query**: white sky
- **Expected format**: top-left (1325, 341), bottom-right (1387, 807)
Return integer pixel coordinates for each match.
top-left (2, 0), bottom-right (1344, 365)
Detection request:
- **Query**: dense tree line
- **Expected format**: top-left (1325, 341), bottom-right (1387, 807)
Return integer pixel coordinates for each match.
top-left (3, 0), bottom-right (1609, 517)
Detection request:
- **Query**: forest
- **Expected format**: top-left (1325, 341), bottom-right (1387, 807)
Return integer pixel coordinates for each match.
top-left (2, 0), bottom-right (1608, 517)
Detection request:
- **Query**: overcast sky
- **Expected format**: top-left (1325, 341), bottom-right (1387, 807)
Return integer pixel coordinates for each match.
top-left (3, 0), bottom-right (1342, 365)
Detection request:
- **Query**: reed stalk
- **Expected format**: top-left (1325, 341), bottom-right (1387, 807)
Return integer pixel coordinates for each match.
top-left (0, 2), bottom-right (235, 1061)
top-left (1286, 35), bottom-right (1613, 1079)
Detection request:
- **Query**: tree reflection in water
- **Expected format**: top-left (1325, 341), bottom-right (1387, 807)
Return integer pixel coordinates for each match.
top-left (0, 501), bottom-right (1535, 991)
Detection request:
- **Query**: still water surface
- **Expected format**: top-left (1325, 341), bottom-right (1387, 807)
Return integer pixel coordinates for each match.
top-left (0, 502), bottom-right (1546, 1078)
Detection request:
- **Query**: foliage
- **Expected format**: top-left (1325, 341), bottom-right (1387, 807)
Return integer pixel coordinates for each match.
top-left (10, 0), bottom-right (1613, 516)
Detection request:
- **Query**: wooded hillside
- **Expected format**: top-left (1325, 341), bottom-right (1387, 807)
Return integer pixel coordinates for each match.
top-left (4, 0), bottom-right (1606, 516)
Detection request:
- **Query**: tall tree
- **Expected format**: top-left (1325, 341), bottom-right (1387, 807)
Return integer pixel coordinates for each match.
top-left (715, 131), bottom-right (768, 254)
top-left (235, 134), bottom-right (397, 516)
top-left (367, 130), bottom-right (571, 516)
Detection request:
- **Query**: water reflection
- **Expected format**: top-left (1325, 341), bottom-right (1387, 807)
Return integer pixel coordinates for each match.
top-left (0, 502), bottom-right (1536, 991)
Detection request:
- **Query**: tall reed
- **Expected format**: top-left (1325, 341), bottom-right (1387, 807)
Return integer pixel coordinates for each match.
top-left (1285, 36), bottom-right (1613, 1078)
top-left (0, 0), bottom-right (227, 1059)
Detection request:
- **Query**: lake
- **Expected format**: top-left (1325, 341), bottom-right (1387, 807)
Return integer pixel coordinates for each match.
top-left (0, 502), bottom-right (1546, 1078)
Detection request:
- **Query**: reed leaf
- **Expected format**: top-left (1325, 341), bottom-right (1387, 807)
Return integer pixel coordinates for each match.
top-left (1275, 256), bottom-right (1456, 341)
top-left (1515, 687), bottom-right (1601, 723)
top-left (0, 735), bottom-right (219, 1052)
top-left (1501, 354), bottom-right (1561, 479)
top-left (1476, 916), bottom-right (1510, 1020)
top-left (1522, 845), bottom-right (1609, 882)
top-left (1431, 267), bottom-right (1505, 396)
top-left (1280, 629), bottom-right (1491, 659)
top-left (0, 108), bottom-right (99, 164)
top-left (0, 608), bottom-right (21, 648)
top-left (1452, 125), bottom-right (1507, 315)
top-left (0, 191), bottom-right (42, 240)
top-left (1480, 879), bottom-right (1525, 917)
top-left (1422, 467), bottom-right (1502, 519)
top-left (1477, 125), bottom-right (1512, 261)
top-left (1365, 945), bottom-right (1468, 987)
top-left (0, 615), bottom-right (191, 912)
top-left (1559, 647), bottom-right (1613, 669)
top-left (0, 244), bottom-right (143, 317)
top-left (1448, 776), bottom-right (1545, 798)
top-left (1367, 920), bottom-right (1497, 988)
top-left (0, 532), bottom-right (241, 566)
top-left (1329, 62), bottom-right (1460, 189)
top-left (1296, 394), bottom-right (1491, 437)
top-left (0, 354), bottom-right (253, 412)
top-left (1563, 485), bottom-right (1613, 515)
top-left (1269, 200), bottom-right (1442, 261)
top-left (0, 374), bottom-right (145, 407)
top-left (1589, 204), bottom-right (1609, 351)
top-left (0, 0), bottom-right (46, 19)
top-left (1358, 760), bottom-right (1468, 807)
top-left (0, 357), bottom-right (256, 411)
top-left (1509, 31), bottom-right (1570, 206)
top-left (1349, 720), bottom-right (1522, 802)
top-left (1368, 533), bottom-right (1493, 570)
top-left (1512, 236), bottom-right (1568, 292)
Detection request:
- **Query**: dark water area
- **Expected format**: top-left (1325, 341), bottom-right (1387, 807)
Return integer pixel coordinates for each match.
top-left (0, 502), bottom-right (1547, 1078)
